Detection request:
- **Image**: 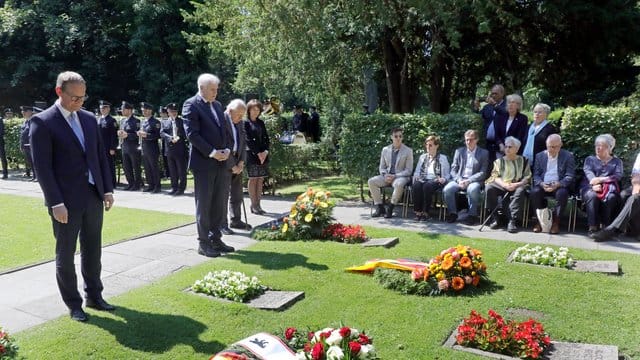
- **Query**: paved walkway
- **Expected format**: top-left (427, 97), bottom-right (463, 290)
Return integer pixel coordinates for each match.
top-left (1, 174), bottom-right (639, 333)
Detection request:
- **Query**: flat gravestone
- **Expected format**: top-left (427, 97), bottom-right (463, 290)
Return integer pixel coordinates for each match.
top-left (362, 237), bottom-right (399, 248)
top-left (246, 291), bottom-right (305, 310)
top-left (505, 307), bottom-right (545, 320)
top-left (573, 260), bottom-right (619, 274)
top-left (444, 325), bottom-right (618, 360)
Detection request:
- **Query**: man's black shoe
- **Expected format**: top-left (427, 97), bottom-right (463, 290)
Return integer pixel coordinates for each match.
top-left (384, 204), bottom-right (394, 218)
top-left (593, 228), bottom-right (616, 242)
top-left (152, 188), bottom-right (162, 193)
top-left (1, 174), bottom-right (7, 180)
top-left (489, 219), bottom-right (501, 230)
top-left (230, 221), bottom-right (252, 230)
top-left (371, 204), bottom-right (385, 218)
top-left (143, 187), bottom-right (154, 192)
top-left (168, 189), bottom-right (177, 195)
top-left (175, 190), bottom-right (185, 196)
top-left (86, 298), bottom-right (115, 311)
top-left (198, 242), bottom-right (221, 257)
top-left (220, 226), bottom-right (235, 235)
top-left (70, 308), bottom-right (88, 322)
top-left (507, 220), bottom-right (518, 233)
top-left (212, 240), bottom-right (235, 253)
top-left (445, 213), bottom-right (458, 223)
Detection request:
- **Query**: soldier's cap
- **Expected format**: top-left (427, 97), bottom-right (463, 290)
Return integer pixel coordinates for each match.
top-left (165, 103), bottom-right (178, 111)
top-left (159, 106), bottom-right (168, 113)
top-left (140, 102), bottom-right (154, 110)
top-left (121, 101), bottom-right (134, 110)
top-left (33, 107), bottom-right (44, 114)
top-left (99, 100), bottom-right (112, 108)
top-left (20, 106), bottom-right (33, 112)
top-left (3, 108), bottom-right (12, 114)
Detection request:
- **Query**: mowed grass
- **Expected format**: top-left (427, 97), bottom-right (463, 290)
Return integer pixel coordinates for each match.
top-left (13, 227), bottom-right (640, 359)
top-left (274, 175), bottom-right (361, 202)
top-left (0, 194), bottom-right (194, 273)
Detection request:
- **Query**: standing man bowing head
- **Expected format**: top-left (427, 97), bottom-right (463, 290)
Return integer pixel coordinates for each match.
top-left (30, 71), bottom-right (115, 322)
top-left (182, 73), bottom-right (235, 257)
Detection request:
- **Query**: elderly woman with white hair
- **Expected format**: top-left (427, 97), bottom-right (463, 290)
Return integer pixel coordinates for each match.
top-left (495, 94), bottom-right (528, 157)
top-left (522, 103), bottom-right (558, 169)
top-left (485, 136), bottom-right (531, 233)
top-left (581, 134), bottom-right (623, 237)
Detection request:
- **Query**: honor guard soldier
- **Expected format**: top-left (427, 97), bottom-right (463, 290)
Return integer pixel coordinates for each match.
top-left (139, 102), bottom-right (161, 193)
top-left (98, 100), bottom-right (118, 187)
top-left (0, 108), bottom-right (12, 179)
top-left (20, 106), bottom-right (36, 180)
top-left (158, 106), bottom-right (171, 179)
top-left (117, 101), bottom-right (143, 190)
top-left (160, 103), bottom-right (188, 195)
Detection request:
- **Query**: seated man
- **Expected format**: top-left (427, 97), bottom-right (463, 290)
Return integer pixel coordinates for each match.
top-left (369, 127), bottom-right (413, 218)
top-left (593, 151), bottom-right (640, 242)
top-left (485, 136), bottom-right (531, 233)
top-left (530, 134), bottom-right (575, 234)
top-left (443, 130), bottom-right (489, 225)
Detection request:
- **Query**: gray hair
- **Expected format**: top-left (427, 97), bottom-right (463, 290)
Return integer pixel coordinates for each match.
top-left (595, 133), bottom-right (615, 153)
top-left (56, 71), bottom-right (85, 91)
top-left (504, 136), bottom-right (521, 149)
top-left (197, 73), bottom-right (220, 89)
top-left (546, 133), bottom-right (562, 145)
top-left (226, 98), bottom-right (247, 111)
top-left (506, 94), bottom-right (523, 111)
top-left (533, 103), bottom-right (551, 115)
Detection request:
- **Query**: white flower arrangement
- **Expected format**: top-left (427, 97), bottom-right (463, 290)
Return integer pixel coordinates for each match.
top-left (511, 244), bottom-right (574, 268)
top-left (192, 270), bottom-right (266, 302)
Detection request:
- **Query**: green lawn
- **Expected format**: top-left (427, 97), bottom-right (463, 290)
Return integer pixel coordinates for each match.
top-left (12, 227), bottom-right (640, 359)
top-left (273, 175), bottom-right (361, 202)
top-left (0, 194), bottom-right (194, 273)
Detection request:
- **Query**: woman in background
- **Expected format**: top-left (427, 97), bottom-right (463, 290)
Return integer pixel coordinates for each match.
top-left (245, 99), bottom-right (270, 214)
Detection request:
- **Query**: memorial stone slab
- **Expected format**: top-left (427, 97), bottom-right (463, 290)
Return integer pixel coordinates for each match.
top-left (505, 307), bottom-right (545, 320)
top-left (362, 237), bottom-right (399, 248)
top-left (572, 260), bottom-right (619, 274)
top-left (246, 291), bottom-right (305, 310)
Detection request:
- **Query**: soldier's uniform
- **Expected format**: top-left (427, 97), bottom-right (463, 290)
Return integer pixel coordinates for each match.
top-left (140, 102), bottom-right (161, 193)
top-left (97, 100), bottom-right (119, 187)
top-left (19, 106), bottom-right (35, 180)
top-left (160, 103), bottom-right (188, 195)
top-left (119, 101), bottom-right (143, 190)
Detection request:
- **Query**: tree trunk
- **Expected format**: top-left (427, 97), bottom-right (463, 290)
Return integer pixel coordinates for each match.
top-left (429, 54), bottom-right (454, 114)
top-left (382, 35), bottom-right (416, 114)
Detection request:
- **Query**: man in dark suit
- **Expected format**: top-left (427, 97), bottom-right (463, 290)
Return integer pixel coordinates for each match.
top-left (160, 103), bottom-right (188, 195)
top-left (220, 99), bottom-right (251, 235)
top-left (182, 73), bottom-right (235, 257)
top-left (0, 108), bottom-right (11, 179)
top-left (139, 102), bottom-right (161, 193)
top-left (97, 100), bottom-right (118, 187)
top-left (30, 71), bottom-right (115, 322)
top-left (530, 134), bottom-right (575, 234)
top-left (479, 84), bottom-right (507, 164)
top-left (158, 106), bottom-right (171, 179)
top-left (20, 106), bottom-right (36, 180)
top-left (443, 129), bottom-right (490, 225)
top-left (117, 101), bottom-right (143, 190)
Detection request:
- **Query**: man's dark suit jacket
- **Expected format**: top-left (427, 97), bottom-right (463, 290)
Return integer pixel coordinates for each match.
top-left (533, 149), bottom-right (576, 189)
top-left (224, 112), bottom-right (247, 168)
top-left (30, 106), bottom-right (113, 211)
top-left (480, 100), bottom-right (507, 150)
top-left (495, 112), bottom-right (528, 155)
top-left (450, 146), bottom-right (490, 184)
top-left (99, 115), bottom-right (119, 152)
top-left (182, 94), bottom-right (233, 170)
top-left (160, 116), bottom-right (187, 157)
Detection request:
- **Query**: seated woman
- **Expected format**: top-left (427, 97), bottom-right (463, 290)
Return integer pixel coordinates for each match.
top-left (581, 134), bottom-right (623, 237)
top-left (485, 136), bottom-right (531, 233)
top-left (412, 135), bottom-right (450, 220)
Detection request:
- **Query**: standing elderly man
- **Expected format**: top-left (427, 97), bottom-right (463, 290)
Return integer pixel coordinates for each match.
top-left (443, 130), bottom-right (490, 225)
top-left (480, 84), bottom-right (507, 164)
top-left (30, 71), bottom-right (115, 322)
top-left (368, 127), bottom-right (413, 218)
top-left (183, 73), bottom-right (235, 257)
top-left (530, 134), bottom-right (575, 234)
top-left (220, 99), bottom-right (251, 235)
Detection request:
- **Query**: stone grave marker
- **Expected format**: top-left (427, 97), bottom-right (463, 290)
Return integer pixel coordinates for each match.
top-left (572, 260), bottom-right (619, 274)
top-left (362, 237), bottom-right (399, 248)
top-left (246, 291), bottom-right (305, 310)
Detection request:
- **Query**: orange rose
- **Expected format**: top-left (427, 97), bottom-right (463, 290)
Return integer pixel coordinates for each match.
top-left (452, 276), bottom-right (465, 291)
top-left (423, 269), bottom-right (430, 281)
top-left (459, 256), bottom-right (472, 269)
top-left (441, 257), bottom-right (454, 271)
top-left (472, 275), bottom-right (480, 286)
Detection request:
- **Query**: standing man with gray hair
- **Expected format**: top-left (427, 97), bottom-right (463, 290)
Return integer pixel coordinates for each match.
top-left (30, 71), bottom-right (115, 322)
top-left (220, 99), bottom-right (251, 235)
top-left (183, 73), bottom-right (235, 257)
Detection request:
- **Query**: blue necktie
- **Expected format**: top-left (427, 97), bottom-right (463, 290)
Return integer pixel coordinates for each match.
top-left (69, 112), bottom-right (94, 184)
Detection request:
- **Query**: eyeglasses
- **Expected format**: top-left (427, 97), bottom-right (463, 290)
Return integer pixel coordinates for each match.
top-left (64, 91), bottom-right (89, 102)
top-left (393, 135), bottom-right (403, 139)
top-left (504, 145), bottom-right (515, 149)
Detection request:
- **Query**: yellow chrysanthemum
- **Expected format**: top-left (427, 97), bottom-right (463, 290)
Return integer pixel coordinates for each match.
top-left (320, 202), bottom-right (328, 208)
top-left (282, 223), bottom-right (289, 233)
top-left (435, 272), bottom-right (445, 281)
top-left (304, 213), bottom-right (313, 222)
top-left (315, 191), bottom-right (325, 198)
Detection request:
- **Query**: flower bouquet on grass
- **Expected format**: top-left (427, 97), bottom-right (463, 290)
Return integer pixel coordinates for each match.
top-left (0, 327), bottom-right (19, 360)
top-left (511, 244), bottom-right (573, 268)
top-left (192, 270), bottom-right (266, 303)
top-left (321, 224), bottom-right (368, 244)
top-left (282, 326), bottom-right (377, 360)
top-left (369, 245), bottom-right (487, 296)
top-left (456, 309), bottom-right (551, 359)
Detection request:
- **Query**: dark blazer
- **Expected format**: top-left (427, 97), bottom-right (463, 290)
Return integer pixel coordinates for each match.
top-left (533, 149), bottom-right (576, 189)
top-left (450, 146), bottom-right (490, 183)
top-left (99, 115), bottom-right (118, 151)
top-left (481, 100), bottom-right (507, 149)
top-left (245, 118), bottom-right (270, 164)
top-left (224, 112), bottom-right (247, 167)
top-left (20, 118), bottom-right (31, 146)
top-left (29, 105), bottom-right (113, 211)
top-left (182, 94), bottom-right (233, 171)
top-left (495, 112), bottom-right (528, 155)
top-left (525, 122), bottom-right (558, 166)
top-left (160, 116), bottom-right (187, 157)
